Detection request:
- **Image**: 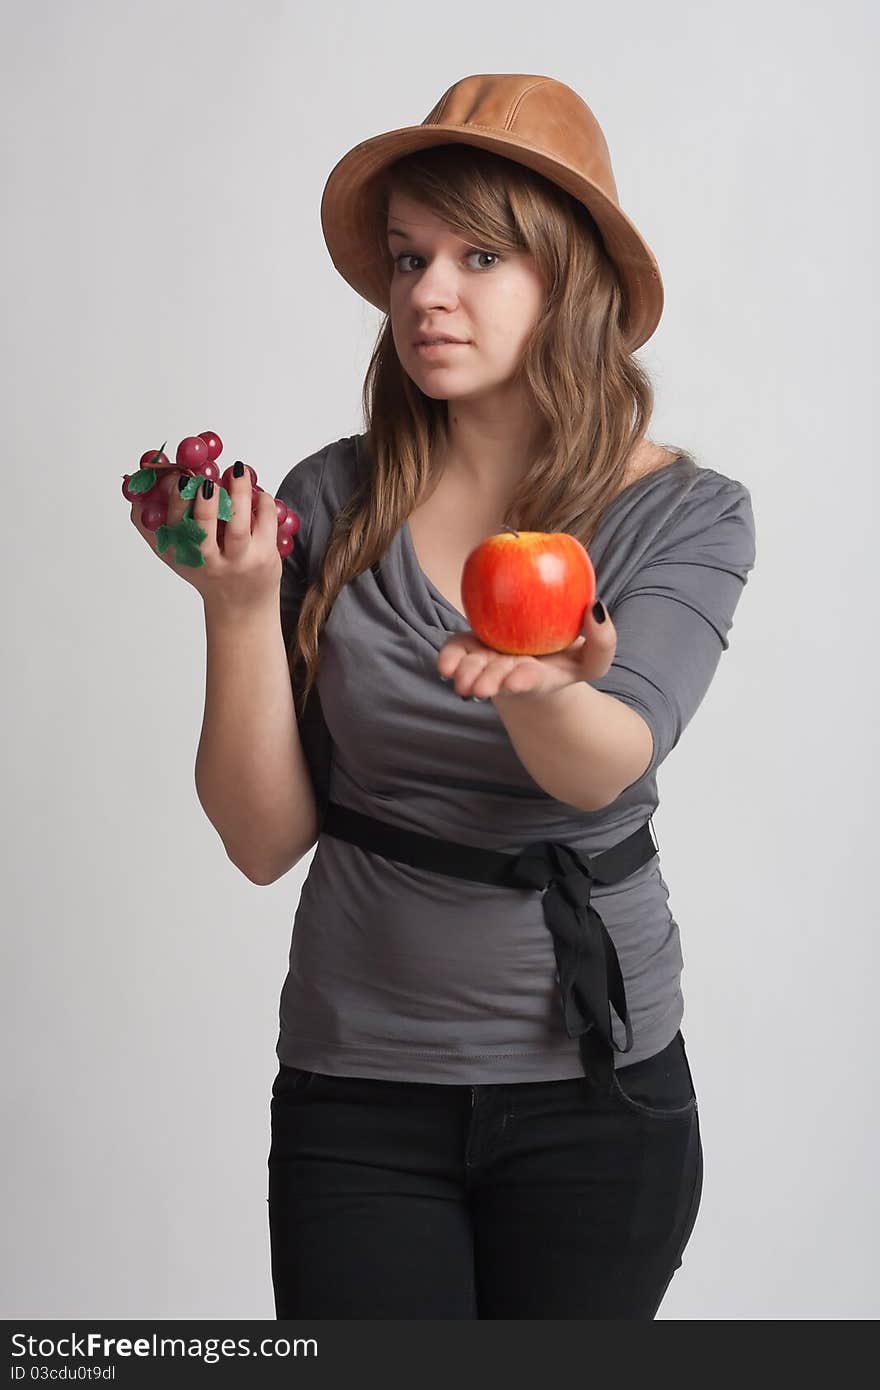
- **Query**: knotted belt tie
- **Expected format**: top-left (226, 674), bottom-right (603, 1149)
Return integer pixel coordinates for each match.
top-left (321, 800), bottom-right (660, 1095)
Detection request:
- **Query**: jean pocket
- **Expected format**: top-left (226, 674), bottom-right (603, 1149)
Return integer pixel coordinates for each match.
top-left (271, 1063), bottom-right (315, 1100)
top-left (610, 1030), bottom-right (698, 1121)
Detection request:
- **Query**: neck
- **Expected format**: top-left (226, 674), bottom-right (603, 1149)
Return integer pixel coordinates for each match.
top-left (438, 406), bottom-right (546, 505)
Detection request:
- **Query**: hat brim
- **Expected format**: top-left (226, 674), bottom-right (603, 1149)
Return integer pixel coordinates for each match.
top-left (319, 123), bottom-right (663, 349)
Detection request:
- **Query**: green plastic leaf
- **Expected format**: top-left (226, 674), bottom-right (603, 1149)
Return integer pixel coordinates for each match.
top-left (178, 476), bottom-right (233, 521)
top-left (128, 468), bottom-right (157, 494)
top-left (155, 510), bottom-right (208, 568)
top-left (127, 441), bottom-right (168, 492)
top-left (172, 536), bottom-right (206, 568)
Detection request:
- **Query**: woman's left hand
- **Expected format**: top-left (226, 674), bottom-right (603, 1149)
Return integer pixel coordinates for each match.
top-left (437, 600), bottom-right (617, 700)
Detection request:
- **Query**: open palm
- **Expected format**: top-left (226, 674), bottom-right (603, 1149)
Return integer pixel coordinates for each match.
top-left (437, 601), bottom-right (616, 700)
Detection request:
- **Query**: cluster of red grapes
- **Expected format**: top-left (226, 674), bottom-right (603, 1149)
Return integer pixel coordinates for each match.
top-left (121, 429), bottom-right (300, 567)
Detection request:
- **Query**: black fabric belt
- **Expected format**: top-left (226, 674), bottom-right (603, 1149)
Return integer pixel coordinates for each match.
top-left (321, 799), bottom-right (660, 1096)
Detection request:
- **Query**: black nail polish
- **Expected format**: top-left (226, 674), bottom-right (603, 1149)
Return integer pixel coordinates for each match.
top-left (202, 479), bottom-right (214, 500)
top-left (233, 460), bottom-right (244, 478)
top-left (178, 474), bottom-right (189, 494)
top-left (592, 600), bottom-right (606, 623)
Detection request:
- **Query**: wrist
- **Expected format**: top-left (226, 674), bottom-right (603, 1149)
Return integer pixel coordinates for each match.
top-left (202, 592), bottom-right (280, 633)
top-left (492, 678), bottom-right (586, 707)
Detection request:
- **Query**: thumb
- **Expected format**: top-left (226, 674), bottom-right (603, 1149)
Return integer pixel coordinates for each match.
top-left (578, 598), bottom-right (617, 680)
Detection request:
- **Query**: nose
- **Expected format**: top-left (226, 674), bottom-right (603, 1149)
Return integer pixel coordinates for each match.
top-left (403, 258), bottom-right (460, 312)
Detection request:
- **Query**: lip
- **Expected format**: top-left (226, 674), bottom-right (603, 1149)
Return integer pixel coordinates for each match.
top-left (413, 332), bottom-right (469, 344)
top-left (414, 340), bottom-right (470, 353)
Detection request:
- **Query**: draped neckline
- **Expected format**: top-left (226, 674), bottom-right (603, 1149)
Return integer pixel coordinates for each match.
top-left (398, 452), bottom-right (690, 625)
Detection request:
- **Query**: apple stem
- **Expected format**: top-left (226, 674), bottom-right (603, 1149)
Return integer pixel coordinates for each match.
top-left (501, 523), bottom-right (521, 538)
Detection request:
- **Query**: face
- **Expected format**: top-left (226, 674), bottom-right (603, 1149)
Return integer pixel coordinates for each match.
top-left (386, 192), bottom-right (546, 404)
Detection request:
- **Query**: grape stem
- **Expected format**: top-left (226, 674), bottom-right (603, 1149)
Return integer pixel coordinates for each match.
top-left (146, 439), bottom-right (168, 469)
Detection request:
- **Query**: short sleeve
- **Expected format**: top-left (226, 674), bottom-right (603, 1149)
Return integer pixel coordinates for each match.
top-left (590, 475), bottom-right (757, 787)
top-left (275, 444), bottom-right (332, 653)
top-left (272, 443), bottom-right (337, 825)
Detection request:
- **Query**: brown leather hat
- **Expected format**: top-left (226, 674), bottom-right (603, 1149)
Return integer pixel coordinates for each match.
top-left (320, 73), bottom-right (665, 351)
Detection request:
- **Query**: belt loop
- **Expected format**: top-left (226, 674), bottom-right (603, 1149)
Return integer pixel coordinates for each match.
top-left (648, 815), bottom-right (659, 854)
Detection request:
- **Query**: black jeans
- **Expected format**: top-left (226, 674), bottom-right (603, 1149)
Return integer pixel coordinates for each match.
top-left (267, 1029), bottom-right (703, 1319)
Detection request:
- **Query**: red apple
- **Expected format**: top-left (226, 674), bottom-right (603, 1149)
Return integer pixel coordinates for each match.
top-left (461, 526), bottom-right (596, 656)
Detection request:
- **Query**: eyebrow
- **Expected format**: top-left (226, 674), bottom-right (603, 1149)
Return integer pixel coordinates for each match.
top-left (386, 226), bottom-right (473, 244)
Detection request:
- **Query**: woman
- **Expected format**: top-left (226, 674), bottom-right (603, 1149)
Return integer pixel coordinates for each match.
top-left (136, 75), bottom-right (756, 1318)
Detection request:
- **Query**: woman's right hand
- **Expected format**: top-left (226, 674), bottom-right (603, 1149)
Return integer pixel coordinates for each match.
top-left (130, 465), bottom-right (283, 613)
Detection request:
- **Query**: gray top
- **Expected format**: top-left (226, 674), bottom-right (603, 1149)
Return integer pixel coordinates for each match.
top-left (273, 432), bottom-right (757, 1083)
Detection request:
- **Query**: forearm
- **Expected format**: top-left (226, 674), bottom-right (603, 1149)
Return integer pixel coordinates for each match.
top-left (194, 598), bottom-right (317, 883)
top-left (491, 681), bottom-right (654, 812)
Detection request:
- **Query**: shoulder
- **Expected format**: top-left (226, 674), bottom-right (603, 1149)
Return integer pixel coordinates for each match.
top-left (275, 433), bottom-right (362, 529)
top-left (621, 440), bottom-right (681, 488)
top-left (674, 462), bottom-right (754, 528)
top-left (653, 461), bottom-right (757, 575)
top-left (605, 442), bottom-right (756, 578)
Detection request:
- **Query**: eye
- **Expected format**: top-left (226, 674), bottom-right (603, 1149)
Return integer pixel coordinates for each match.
top-left (392, 250), bottom-right (502, 273)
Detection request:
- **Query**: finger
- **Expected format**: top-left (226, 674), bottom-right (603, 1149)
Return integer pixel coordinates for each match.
top-left (222, 463), bottom-right (258, 555)
top-left (578, 598), bottom-right (617, 680)
top-left (251, 486), bottom-right (280, 548)
top-left (467, 657), bottom-right (552, 700)
top-left (130, 470), bottom-right (201, 565)
top-left (496, 659), bottom-right (545, 696)
top-left (162, 469), bottom-right (194, 528)
top-left (187, 475), bottom-right (220, 558)
top-left (436, 638), bottom-right (478, 680)
top-left (449, 649), bottom-right (501, 697)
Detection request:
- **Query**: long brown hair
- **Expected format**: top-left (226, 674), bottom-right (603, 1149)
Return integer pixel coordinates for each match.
top-left (290, 143), bottom-right (684, 718)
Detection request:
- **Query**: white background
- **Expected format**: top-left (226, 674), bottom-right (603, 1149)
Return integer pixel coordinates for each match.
top-left (2, 0), bottom-right (876, 1319)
